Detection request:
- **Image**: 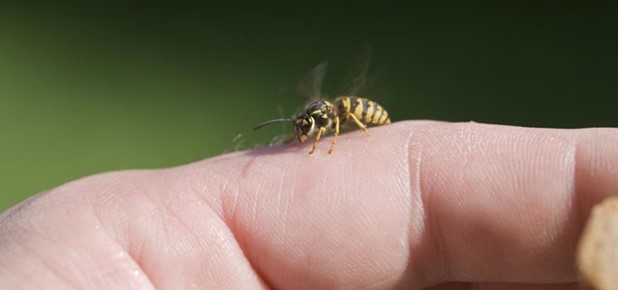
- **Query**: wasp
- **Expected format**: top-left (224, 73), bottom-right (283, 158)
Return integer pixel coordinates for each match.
top-left (255, 56), bottom-right (391, 155)
top-left (255, 96), bottom-right (390, 154)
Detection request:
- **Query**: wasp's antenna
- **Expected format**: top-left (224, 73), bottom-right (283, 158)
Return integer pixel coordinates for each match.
top-left (254, 118), bottom-right (293, 131)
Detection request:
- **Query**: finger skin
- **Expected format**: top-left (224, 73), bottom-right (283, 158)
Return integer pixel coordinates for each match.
top-left (426, 282), bottom-right (579, 290)
top-left (0, 121), bottom-right (617, 289)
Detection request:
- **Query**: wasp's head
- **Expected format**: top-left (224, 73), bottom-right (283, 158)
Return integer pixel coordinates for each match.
top-left (294, 112), bottom-right (314, 143)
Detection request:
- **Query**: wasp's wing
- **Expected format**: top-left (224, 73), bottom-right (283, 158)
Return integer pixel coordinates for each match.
top-left (339, 43), bottom-right (372, 96)
top-left (296, 61), bottom-right (328, 101)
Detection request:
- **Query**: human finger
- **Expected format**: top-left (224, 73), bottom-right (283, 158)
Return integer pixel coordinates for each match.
top-left (191, 121), bottom-right (617, 288)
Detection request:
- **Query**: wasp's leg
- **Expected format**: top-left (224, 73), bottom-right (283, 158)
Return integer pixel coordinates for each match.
top-left (348, 114), bottom-right (370, 136)
top-left (328, 116), bottom-right (340, 154)
top-left (309, 127), bottom-right (326, 155)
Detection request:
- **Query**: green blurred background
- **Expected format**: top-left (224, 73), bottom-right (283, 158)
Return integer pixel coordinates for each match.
top-left (1, 2), bottom-right (617, 211)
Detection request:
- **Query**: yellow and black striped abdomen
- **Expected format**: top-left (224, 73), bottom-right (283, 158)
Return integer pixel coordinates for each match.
top-left (334, 96), bottom-right (391, 126)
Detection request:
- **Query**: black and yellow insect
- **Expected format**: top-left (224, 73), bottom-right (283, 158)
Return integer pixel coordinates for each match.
top-left (255, 57), bottom-right (391, 154)
top-left (254, 96), bottom-right (390, 154)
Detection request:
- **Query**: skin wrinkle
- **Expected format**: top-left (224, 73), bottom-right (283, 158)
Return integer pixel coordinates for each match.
top-left (197, 158), bottom-right (245, 222)
top-left (249, 169), bottom-right (263, 224)
top-left (352, 127), bottom-right (412, 289)
top-left (95, 173), bottom-right (161, 252)
top-left (546, 132), bottom-right (580, 278)
top-left (225, 207), bottom-right (269, 288)
top-left (158, 191), bottom-right (208, 257)
top-left (559, 133), bottom-right (580, 277)
top-left (142, 188), bottom-right (201, 286)
top-left (203, 219), bottom-right (244, 287)
top-left (416, 124), bottom-right (456, 286)
top-left (88, 195), bottom-right (156, 290)
top-left (126, 184), bottom-right (170, 289)
top-left (363, 131), bottom-right (411, 288)
top-left (193, 165), bottom-right (272, 289)
top-left (571, 129), bottom-right (618, 240)
top-left (78, 182), bottom-right (147, 289)
top-left (92, 236), bottom-right (153, 289)
top-left (432, 123), bottom-right (478, 284)
top-left (217, 177), bottom-right (231, 215)
top-left (217, 156), bottom-right (277, 289)
top-left (173, 170), bottom-right (244, 266)
top-left (445, 126), bottom-right (605, 282)
top-left (575, 134), bottom-right (597, 221)
top-left (405, 125), bottom-right (432, 287)
top-left (127, 200), bottom-right (160, 266)
top-left (529, 132), bottom-right (578, 278)
top-left (423, 125), bottom-right (560, 284)
top-left (572, 132), bottom-right (588, 270)
top-left (141, 171), bottom-right (259, 289)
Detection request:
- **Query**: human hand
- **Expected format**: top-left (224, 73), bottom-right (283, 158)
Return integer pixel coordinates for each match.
top-left (1, 121), bottom-right (617, 289)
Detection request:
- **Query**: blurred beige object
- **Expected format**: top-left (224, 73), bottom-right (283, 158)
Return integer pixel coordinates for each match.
top-left (578, 196), bottom-right (618, 290)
